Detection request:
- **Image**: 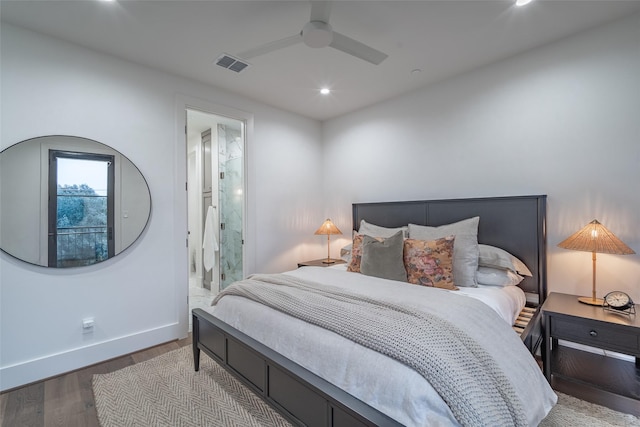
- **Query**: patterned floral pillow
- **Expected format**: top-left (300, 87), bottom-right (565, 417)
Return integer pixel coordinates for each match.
top-left (347, 233), bottom-right (383, 273)
top-left (403, 236), bottom-right (457, 290)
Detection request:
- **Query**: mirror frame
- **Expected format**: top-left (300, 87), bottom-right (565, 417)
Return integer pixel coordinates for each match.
top-left (1, 135), bottom-right (152, 268)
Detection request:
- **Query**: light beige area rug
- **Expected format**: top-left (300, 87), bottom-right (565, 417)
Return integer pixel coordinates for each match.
top-left (540, 393), bottom-right (640, 427)
top-left (93, 346), bottom-right (640, 427)
top-left (93, 346), bottom-right (292, 427)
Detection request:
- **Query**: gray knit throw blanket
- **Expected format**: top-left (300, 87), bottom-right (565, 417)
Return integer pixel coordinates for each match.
top-left (213, 273), bottom-right (528, 427)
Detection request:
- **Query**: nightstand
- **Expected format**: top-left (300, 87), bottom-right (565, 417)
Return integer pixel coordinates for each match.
top-left (297, 259), bottom-right (346, 268)
top-left (542, 292), bottom-right (640, 416)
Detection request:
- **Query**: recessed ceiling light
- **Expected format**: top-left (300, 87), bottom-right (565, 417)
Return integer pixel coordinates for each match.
top-left (411, 69), bottom-right (422, 75)
top-left (320, 88), bottom-right (331, 95)
top-left (515, 0), bottom-right (533, 6)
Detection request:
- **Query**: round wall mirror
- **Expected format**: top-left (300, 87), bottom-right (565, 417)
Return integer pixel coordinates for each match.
top-left (1, 135), bottom-right (151, 268)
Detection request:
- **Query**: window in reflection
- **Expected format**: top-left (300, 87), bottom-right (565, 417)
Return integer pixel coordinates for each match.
top-left (48, 150), bottom-right (115, 267)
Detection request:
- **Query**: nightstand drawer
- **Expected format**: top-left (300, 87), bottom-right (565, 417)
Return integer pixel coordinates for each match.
top-left (542, 293), bottom-right (640, 414)
top-left (551, 316), bottom-right (640, 354)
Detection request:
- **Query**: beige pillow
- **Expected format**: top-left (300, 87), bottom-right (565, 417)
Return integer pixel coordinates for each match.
top-left (408, 217), bottom-right (479, 287)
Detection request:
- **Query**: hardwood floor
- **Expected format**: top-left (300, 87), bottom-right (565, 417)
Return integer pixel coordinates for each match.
top-left (0, 336), bottom-right (191, 427)
top-left (2, 337), bottom-right (636, 426)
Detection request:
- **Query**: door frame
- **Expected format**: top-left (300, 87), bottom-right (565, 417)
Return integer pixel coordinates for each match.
top-left (175, 95), bottom-right (254, 337)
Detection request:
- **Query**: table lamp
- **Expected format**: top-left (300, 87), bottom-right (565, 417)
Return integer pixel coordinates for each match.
top-left (314, 219), bottom-right (342, 264)
top-left (558, 219), bottom-right (635, 305)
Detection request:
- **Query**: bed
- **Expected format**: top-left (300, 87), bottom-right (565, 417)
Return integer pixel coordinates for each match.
top-left (192, 195), bottom-right (555, 426)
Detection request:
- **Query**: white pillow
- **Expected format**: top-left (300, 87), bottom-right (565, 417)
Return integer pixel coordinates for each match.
top-left (478, 244), bottom-right (532, 277)
top-left (408, 217), bottom-right (480, 287)
top-left (358, 219), bottom-right (408, 238)
top-left (340, 244), bottom-right (352, 263)
top-left (477, 266), bottom-right (524, 287)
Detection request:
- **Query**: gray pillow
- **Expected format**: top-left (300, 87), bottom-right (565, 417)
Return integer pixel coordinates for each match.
top-left (360, 231), bottom-right (407, 282)
top-left (359, 219), bottom-right (408, 238)
top-left (408, 217), bottom-right (480, 287)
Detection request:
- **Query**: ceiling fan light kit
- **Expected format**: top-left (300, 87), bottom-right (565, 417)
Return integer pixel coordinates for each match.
top-left (302, 21), bottom-right (333, 48)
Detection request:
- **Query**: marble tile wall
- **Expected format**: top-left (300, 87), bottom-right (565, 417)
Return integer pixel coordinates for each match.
top-left (218, 124), bottom-right (243, 289)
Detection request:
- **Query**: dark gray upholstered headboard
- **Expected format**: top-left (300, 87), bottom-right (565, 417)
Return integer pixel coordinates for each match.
top-left (352, 195), bottom-right (547, 304)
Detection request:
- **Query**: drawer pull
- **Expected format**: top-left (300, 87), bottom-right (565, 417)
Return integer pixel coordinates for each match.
top-left (589, 330), bottom-right (598, 337)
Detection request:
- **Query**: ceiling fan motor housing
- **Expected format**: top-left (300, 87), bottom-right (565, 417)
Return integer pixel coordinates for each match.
top-left (302, 21), bottom-right (333, 48)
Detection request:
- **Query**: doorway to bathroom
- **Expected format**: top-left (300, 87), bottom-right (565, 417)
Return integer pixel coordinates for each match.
top-left (186, 108), bottom-right (245, 322)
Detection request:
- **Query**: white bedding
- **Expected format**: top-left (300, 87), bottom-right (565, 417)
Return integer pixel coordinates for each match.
top-left (206, 266), bottom-right (555, 426)
top-left (330, 264), bottom-right (527, 325)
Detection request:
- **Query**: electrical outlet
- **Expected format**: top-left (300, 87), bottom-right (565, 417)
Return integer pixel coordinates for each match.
top-left (82, 318), bottom-right (94, 334)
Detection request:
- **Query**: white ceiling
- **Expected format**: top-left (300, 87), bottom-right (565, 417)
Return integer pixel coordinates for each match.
top-left (2, 0), bottom-right (639, 121)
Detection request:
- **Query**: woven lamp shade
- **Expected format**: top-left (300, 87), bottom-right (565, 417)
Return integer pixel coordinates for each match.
top-left (314, 219), bottom-right (342, 264)
top-left (558, 219), bottom-right (635, 305)
top-left (314, 219), bottom-right (342, 236)
top-left (558, 220), bottom-right (635, 255)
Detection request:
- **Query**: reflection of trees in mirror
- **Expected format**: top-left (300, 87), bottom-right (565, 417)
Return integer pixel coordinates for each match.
top-left (56, 184), bottom-right (108, 266)
top-left (57, 184), bottom-right (107, 227)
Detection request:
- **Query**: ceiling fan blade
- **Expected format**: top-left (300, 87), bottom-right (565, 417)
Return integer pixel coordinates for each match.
top-left (329, 31), bottom-right (388, 65)
top-left (237, 34), bottom-right (302, 60)
top-left (310, 0), bottom-right (332, 23)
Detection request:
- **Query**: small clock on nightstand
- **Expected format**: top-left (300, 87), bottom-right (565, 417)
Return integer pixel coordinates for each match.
top-left (603, 291), bottom-right (636, 315)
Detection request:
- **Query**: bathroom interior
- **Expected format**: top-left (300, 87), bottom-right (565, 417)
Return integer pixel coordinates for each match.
top-left (186, 108), bottom-right (245, 325)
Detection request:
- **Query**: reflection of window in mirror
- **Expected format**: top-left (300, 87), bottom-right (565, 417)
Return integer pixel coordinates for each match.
top-left (1, 135), bottom-right (151, 268)
top-left (48, 150), bottom-right (115, 267)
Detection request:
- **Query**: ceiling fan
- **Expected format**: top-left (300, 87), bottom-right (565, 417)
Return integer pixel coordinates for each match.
top-left (236, 1), bottom-right (388, 65)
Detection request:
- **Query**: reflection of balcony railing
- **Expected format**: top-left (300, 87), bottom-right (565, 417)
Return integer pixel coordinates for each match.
top-left (56, 226), bottom-right (108, 267)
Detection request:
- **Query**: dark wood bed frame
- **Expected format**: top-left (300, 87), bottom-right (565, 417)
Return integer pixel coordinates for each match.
top-left (192, 194), bottom-right (547, 427)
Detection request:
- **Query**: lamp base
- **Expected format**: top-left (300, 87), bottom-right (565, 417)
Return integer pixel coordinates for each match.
top-left (578, 296), bottom-right (604, 306)
top-left (322, 259), bottom-right (338, 264)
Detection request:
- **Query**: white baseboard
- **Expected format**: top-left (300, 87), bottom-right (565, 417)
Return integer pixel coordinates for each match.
top-left (0, 322), bottom-right (184, 392)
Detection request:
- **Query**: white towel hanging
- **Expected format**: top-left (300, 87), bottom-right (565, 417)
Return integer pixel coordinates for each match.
top-left (203, 205), bottom-right (219, 272)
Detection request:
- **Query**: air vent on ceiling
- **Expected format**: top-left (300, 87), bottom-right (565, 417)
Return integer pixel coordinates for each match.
top-left (215, 54), bottom-right (250, 73)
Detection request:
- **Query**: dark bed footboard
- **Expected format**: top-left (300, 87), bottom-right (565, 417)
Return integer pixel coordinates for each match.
top-left (192, 308), bottom-right (403, 427)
